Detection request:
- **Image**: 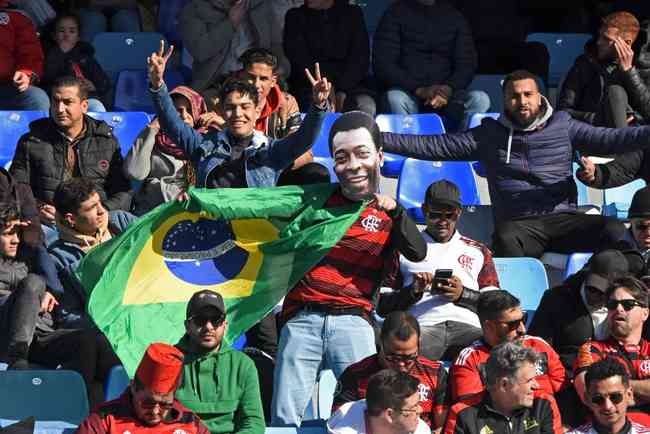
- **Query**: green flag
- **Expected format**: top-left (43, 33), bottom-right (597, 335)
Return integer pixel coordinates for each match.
top-left (76, 184), bottom-right (364, 376)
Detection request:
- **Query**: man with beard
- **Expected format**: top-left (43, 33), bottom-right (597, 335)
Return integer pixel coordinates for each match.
top-left (574, 275), bottom-right (650, 426)
top-left (450, 290), bottom-right (567, 402)
top-left (380, 180), bottom-right (500, 361)
top-left (568, 359), bottom-right (650, 434)
top-left (333, 312), bottom-right (448, 431)
top-left (443, 342), bottom-right (563, 434)
top-left (379, 69), bottom-right (650, 258)
top-left (174, 290), bottom-right (264, 434)
top-left (271, 111), bottom-right (427, 426)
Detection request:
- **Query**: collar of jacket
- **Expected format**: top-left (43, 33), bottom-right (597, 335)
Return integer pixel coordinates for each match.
top-left (481, 392), bottom-right (530, 419)
top-left (28, 115), bottom-right (113, 144)
top-left (213, 129), bottom-right (270, 159)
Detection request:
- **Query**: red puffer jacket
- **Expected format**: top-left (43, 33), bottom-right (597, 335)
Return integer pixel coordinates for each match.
top-left (0, 9), bottom-right (44, 83)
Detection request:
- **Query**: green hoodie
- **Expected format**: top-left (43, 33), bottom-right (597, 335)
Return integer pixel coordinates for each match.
top-left (175, 336), bottom-right (265, 434)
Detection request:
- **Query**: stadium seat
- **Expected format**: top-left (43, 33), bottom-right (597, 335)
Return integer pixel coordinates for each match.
top-left (375, 114), bottom-right (446, 178)
top-left (87, 112), bottom-right (150, 156)
top-left (104, 365), bottom-right (130, 402)
top-left (317, 370), bottom-right (337, 419)
top-left (396, 158), bottom-right (480, 223)
top-left (357, 0), bottom-right (393, 33)
top-left (232, 334), bottom-right (247, 351)
top-left (0, 111), bottom-right (47, 169)
top-left (602, 179), bottom-right (647, 219)
top-left (493, 258), bottom-right (549, 324)
top-left (311, 113), bottom-right (342, 158)
top-left (564, 253), bottom-right (593, 279)
top-left (93, 32), bottom-right (167, 80)
top-left (0, 370), bottom-right (89, 425)
top-left (113, 69), bottom-right (184, 112)
top-left (456, 205), bottom-right (495, 248)
top-left (313, 157), bottom-right (337, 182)
top-left (525, 33), bottom-right (591, 86)
top-left (158, 0), bottom-right (190, 47)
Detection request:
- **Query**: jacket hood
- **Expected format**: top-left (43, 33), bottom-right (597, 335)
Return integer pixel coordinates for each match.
top-left (257, 84), bottom-right (284, 123)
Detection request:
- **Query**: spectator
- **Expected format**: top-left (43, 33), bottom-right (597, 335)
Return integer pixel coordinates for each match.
top-left (125, 86), bottom-right (221, 216)
top-left (443, 342), bottom-right (563, 434)
top-left (180, 0), bottom-right (290, 93)
top-left (0, 1), bottom-right (49, 110)
top-left (284, 0), bottom-right (376, 116)
top-left (236, 48), bottom-right (313, 169)
top-left (530, 250), bottom-right (631, 371)
top-left (452, 0), bottom-right (550, 83)
top-left (148, 42), bottom-right (329, 189)
top-left (627, 187), bottom-right (650, 265)
top-left (271, 111), bottom-right (427, 426)
top-left (449, 290), bottom-right (567, 402)
top-left (574, 275), bottom-right (650, 425)
top-left (42, 13), bottom-right (111, 112)
top-left (333, 312), bottom-right (448, 431)
top-left (379, 69), bottom-right (650, 258)
top-left (380, 180), bottom-right (500, 361)
top-left (0, 201), bottom-right (120, 407)
top-left (373, 0), bottom-right (489, 130)
top-left (175, 290), bottom-right (264, 434)
top-left (328, 369), bottom-right (431, 434)
top-left (9, 76), bottom-right (132, 244)
top-left (568, 358), bottom-right (648, 434)
top-left (77, 343), bottom-right (210, 434)
top-left (48, 178), bottom-right (136, 327)
top-left (77, 0), bottom-right (141, 43)
top-left (559, 12), bottom-right (650, 129)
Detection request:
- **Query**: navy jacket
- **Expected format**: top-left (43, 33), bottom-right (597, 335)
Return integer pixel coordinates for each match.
top-left (382, 109), bottom-right (650, 221)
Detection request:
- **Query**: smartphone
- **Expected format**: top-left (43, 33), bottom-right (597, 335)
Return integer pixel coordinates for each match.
top-left (433, 269), bottom-right (453, 292)
top-left (574, 150), bottom-right (585, 170)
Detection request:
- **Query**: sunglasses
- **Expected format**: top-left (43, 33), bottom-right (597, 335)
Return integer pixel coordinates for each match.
top-left (591, 392), bottom-right (625, 406)
top-left (383, 352), bottom-right (418, 364)
top-left (425, 210), bottom-right (458, 220)
top-left (634, 222), bottom-right (650, 232)
top-left (496, 312), bottom-right (528, 330)
top-left (140, 398), bottom-right (174, 410)
top-left (190, 314), bottom-right (225, 328)
top-left (606, 299), bottom-right (647, 311)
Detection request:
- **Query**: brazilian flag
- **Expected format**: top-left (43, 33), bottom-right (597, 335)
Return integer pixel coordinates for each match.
top-left (76, 185), bottom-right (364, 375)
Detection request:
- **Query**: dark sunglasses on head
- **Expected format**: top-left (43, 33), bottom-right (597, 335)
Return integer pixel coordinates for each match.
top-left (635, 222), bottom-right (650, 232)
top-left (190, 314), bottom-right (225, 327)
top-left (497, 312), bottom-right (528, 330)
top-left (140, 398), bottom-right (174, 410)
top-left (426, 210), bottom-right (458, 220)
top-left (383, 352), bottom-right (418, 364)
top-left (591, 392), bottom-right (625, 406)
top-left (606, 299), bottom-right (647, 311)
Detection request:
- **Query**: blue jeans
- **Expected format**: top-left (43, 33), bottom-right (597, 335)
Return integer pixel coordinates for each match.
top-left (87, 98), bottom-right (107, 112)
top-left (384, 87), bottom-right (490, 131)
top-left (271, 311), bottom-right (376, 426)
top-left (78, 8), bottom-right (141, 42)
top-left (0, 84), bottom-right (50, 111)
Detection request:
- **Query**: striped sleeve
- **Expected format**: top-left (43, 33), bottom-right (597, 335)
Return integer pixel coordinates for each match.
top-left (477, 244), bottom-right (499, 289)
top-left (538, 393), bottom-right (564, 434)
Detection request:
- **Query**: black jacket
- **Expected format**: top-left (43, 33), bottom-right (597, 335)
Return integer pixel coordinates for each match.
top-left (589, 148), bottom-right (650, 189)
top-left (42, 41), bottom-right (111, 101)
top-left (9, 116), bottom-right (132, 211)
top-left (373, 0), bottom-right (477, 92)
top-left (284, 0), bottom-right (369, 95)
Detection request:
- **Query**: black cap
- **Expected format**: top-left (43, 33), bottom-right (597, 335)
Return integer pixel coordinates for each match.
top-left (584, 250), bottom-right (629, 292)
top-left (424, 180), bottom-right (461, 208)
top-left (186, 290), bottom-right (226, 319)
top-left (628, 186), bottom-right (650, 219)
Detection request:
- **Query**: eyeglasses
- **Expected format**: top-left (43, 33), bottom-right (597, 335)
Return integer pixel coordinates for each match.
top-left (140, 398), bottom-right (174, 411)
top-left (190, 314), bottom-right (225, 328)
top-left (425, 210), bottom-right (458, 221)
top-left (496, 312), bottom-right (528, 330)
top-left (383, 352), bottom-right (418, 364)
top-left (591, 392), bottom-right (625, 406)
top-left (634, 222), bottom-right (650, 232)
top-left (606, 299), bottom-right (647, 311)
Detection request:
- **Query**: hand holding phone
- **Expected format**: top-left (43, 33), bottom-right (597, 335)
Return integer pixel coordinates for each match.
top-left (433, 269), bottom-right (453, 292)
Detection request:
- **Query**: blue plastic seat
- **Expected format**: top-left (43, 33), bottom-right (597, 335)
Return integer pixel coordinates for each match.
top-left (0, 111), bottom-right (47, 169)
top-left (104, 365), bottom-right (130, 402)
top-left (375, 114), bottom-right (445, 178)
top-left (493, 258), bottom-right (549, 319)
top-left (113, 69), bottom-right (184, 112)
top-left (0, 370), bottom-right (89, 425)
top-left (93, 32), bottom-right (167, 80)
top-left (602, 179), bottom-right (647, 218)
top-left (87, 112), bottom-right (151, 156)
top-left (396, 158), bottom-right (480, 223)
top-left (311, 113), bottom-right (342, 158)
top-left (312, 157), bottom-right (337, 182)
top-left (158, 0), bottom-right (190, 47)
top-left (525, 33), bottom-right (591, 86)
top-left (564, 253), bottom-right (593, 279)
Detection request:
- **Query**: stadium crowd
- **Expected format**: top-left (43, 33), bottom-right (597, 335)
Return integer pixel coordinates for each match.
top-left (6, 1), bottom-right (650, 434)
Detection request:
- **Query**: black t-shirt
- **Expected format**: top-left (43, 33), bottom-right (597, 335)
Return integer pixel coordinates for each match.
top-left (206, 135), bottom-right (250, 189)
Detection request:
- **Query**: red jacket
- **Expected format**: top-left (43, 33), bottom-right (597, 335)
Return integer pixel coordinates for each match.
top-left (76, 392), bottom-right (210, 434)
top-left (0, 9), bottom-right (44, 83)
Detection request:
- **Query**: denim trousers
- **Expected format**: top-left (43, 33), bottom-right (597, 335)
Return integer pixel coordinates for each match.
top-left (271, 311), bottom-right (376, 426)
top-left (0, 84), bottom-right (50, 111)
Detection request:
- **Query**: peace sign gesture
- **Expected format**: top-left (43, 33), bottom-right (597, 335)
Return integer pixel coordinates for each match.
top-left (305, 63), bottom-right (332, 107)
top-left (147, 40), bottom-right (174, 90)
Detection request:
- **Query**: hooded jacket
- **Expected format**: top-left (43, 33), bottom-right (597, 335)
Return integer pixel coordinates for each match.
top-left (0, 8), bottom-right (43, 84)
top-left (327, 400), bottom-right (431, 434)
top-left (175, 335), bottom-right (264, 434)
top-left (381, 101), bottom-right (650, 221)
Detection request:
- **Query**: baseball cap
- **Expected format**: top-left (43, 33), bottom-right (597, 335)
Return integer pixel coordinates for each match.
top-left (186, 290), bottom-right (226, 319)
top-left (585, 250), bottom-right (629, 292)
top-left (424, 180), bottom-right (461, 208)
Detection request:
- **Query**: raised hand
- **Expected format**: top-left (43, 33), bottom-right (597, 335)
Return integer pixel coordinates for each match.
top-left (305, 63), bottom-right (332, 108)
top-left (614, 36), bottom-right (634, 71)
top-left (147, 40), bottom-right (174, 90)
top-left (13, 71), bottom-right (30, 93)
